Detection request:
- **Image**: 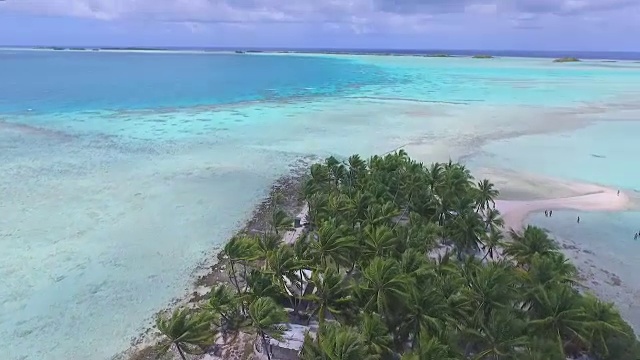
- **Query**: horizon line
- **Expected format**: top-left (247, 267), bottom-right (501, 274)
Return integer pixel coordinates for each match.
top-left (1, 45), bottom-right (640, 54)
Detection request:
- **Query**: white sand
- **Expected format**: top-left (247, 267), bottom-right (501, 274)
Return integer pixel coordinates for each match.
top-left (495, 184), bottom-right (631, 231)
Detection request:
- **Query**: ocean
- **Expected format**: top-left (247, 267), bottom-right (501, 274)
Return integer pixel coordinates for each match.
top-left (1, 49), bottom-right (640, 359)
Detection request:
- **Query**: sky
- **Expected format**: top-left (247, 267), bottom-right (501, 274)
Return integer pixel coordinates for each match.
top-left (0, 0), bottom-right (639, 51)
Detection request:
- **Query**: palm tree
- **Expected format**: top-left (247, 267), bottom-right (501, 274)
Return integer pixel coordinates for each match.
top-left (203, 285), bottom-right (246, 342)
top-left (363, 201), bottom-right (399, 227)
top-left (461, 260), bottom-right (518, 320)
top-left (463, 310), bottom-right (529, 360)
top-left (581, 294), bottom-right (628, 357)
top-left (248, 297), bottom-right (288, 360)
top-left (449, 210), bottom-right (484, 259)
top-left (483, 207), bottom-right (504, 232)
top-left (309, 163), bottom-right (330, 189)
top-left (345, 191), bottom-right (372, 228)
top-left (475, 179), bottom-right (499, 211)
top-left (244, 269), bottom-right (282, 302)
top-left (361, 224), bottom-right (398, 262)
top-left (223, 236), bottom-right (257, 296)
top-left (265, 245), bottom-right (300, 307)
top-left (156, 308), bottom-right (214, 360)
top-left (359, 313), bottom-right (393, 359)
top-left (310, 219), bottom-right (357, 270)
top-left (270, 208), bottom-right (292, 235)
top-left (425, 163), bottom-right (445, 193)
top-left (254, 233), bottom-right (283, 269)
top-left (203, 284), bottom-right (237, 324)
top-left (306, 193), bottom-right (328, 229)
top-left (504, 226), bottom-right (558, 266)
top-left (528, 285), bottom-right (590, 357)
top-left (401, 333), bottom-right (459, 360)
top-left (525, 253), bottom-right (576, 289)
top-left (355, 257), bottom-right (410, 323)
top-left (306, 266), bottom-right (352, 328)
top-left (293, 237), bottom-right (314, 311)
top-left (520, 337), bottom-right (565, 360)
top-left (301, 323), bottom-right (367, 360)
top-left (346, 154), bottom-right (366, 184)
top-left (480, 228), bottom-right (504, 261)
top-left (402, 282), bottom-right (451, 347)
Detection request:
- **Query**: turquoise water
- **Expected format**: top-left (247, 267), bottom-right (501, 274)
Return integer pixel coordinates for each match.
top-left (3, 50), bottom-right (640, 360)
top-left (468, 120), bottom-right (640, 190)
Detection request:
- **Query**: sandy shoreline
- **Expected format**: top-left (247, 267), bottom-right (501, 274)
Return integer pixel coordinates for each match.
top-left (496, 183), bottom-right (632, 230)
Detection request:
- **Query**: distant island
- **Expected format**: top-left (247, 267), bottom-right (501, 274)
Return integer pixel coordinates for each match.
top-left (553, 57), bottom-right (581, 63)
top-left (425, 53), bottom-right (451, 57)
top-left (472, 54), bottom-right (494, 59)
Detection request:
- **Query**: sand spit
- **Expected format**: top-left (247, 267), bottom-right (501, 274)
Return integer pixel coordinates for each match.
top-left (496, 184), bottom-right (631, 230)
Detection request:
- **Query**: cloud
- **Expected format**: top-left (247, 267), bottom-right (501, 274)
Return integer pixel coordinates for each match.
top-left (509, 0), bottom-right (639, 15)
top-left (1, 0), bottom-right (639, 34)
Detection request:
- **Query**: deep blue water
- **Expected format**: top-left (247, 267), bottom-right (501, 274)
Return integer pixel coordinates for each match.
top-left (0, 51), bottom-right (389, 114)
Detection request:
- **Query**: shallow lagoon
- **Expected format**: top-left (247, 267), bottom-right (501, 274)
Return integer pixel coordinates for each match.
top-left (2, 50), bottom-right (640, 359)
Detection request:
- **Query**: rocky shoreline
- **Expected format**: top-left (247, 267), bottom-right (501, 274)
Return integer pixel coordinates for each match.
top-left (115, 164), bottom-right (308, 360)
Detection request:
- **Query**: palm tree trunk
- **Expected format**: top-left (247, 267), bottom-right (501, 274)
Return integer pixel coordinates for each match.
top-left (411, 323), bottom-right (420, 350)
top-left (242, 262), bottom-right (248, 283)
top-left (557, 330), bottom-right (565, 358)
top-left (318, 306), bottom-right (326, 329)
top-left (260, 331), bottom-right (272, 360)
top-left (229, 261), bottom-right (246, 313)
top-left (295, 269), bottom-right (304, 314)
top-left (229, 262), bottom-right (242, 296)
top-left (175, 344), bottom-right (188, 360)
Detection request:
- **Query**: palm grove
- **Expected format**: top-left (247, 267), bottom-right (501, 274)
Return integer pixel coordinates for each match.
top-left (156, 151), bottom-right (639, 360)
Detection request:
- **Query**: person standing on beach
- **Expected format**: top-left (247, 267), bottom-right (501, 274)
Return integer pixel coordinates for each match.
top-left (549, 210), bottom-right (552, 217)
top-left (617, 190), bottom-right (620, 196)
top-left (577, 216), bottom-right (580, 224)
top-left (544, 210), bottom-right (548, 217)
top-left (635, 233), bottom-right (638, 240)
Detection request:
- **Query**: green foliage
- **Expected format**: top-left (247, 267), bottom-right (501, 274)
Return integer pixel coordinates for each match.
top-left (248, 297), bottom-right (288, 338)
top-left (177, 151), bottom-right (639, 360)
top-left (301, 323), bottom-right (367, 360)
top-left (156, 308), bottom-right (214, 360)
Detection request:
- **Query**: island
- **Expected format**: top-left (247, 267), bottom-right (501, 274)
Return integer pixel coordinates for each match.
top-left (553, 57), bottom-right (581, 63)
top-left (472, 54), bottom-right (494, 59)
top-left (425, 53), bottom-right (451, 57)
top-left (132, 152), bottom-right (639, 360)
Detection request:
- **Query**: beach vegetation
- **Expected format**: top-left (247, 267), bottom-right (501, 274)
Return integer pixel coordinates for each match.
top-left (472, 55), bottom-right (494, 59)
top-left (248, 297), bottom-right (289, 360)
top-left (153, 151), bottom-right (639, 360)
top-left (155, 308), bottom-right (214, 360)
